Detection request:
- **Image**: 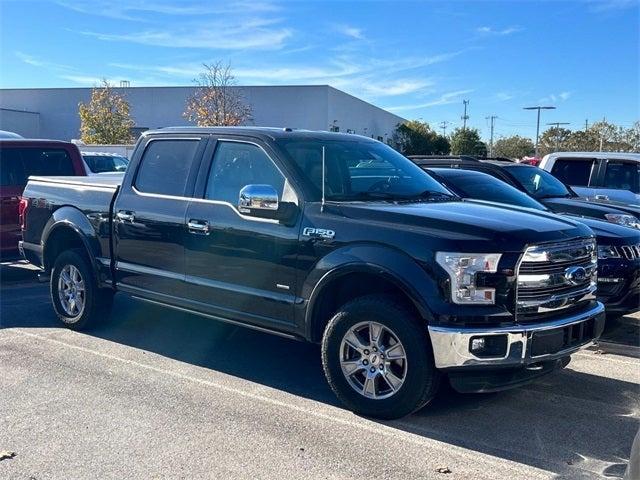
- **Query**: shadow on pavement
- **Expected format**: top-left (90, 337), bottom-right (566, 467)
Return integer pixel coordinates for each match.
top-left (2, 280), bottom-right (639, 478)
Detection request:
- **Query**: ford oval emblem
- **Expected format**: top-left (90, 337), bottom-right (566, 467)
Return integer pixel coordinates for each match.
top-left (564, 266), bottom-right (587, 285)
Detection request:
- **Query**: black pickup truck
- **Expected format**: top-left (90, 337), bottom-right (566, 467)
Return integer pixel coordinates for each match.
top-left (20, 127), bottom-right (605, 419)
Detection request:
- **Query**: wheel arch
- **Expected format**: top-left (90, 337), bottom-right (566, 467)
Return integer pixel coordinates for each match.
top-left (303, 246), bottom-right (439, 342)
top-left (42, 207), bottom-right (103, 278)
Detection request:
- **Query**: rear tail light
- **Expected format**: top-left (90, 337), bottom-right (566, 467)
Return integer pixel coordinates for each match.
top-left (18, 197), bottom-right (29, 230)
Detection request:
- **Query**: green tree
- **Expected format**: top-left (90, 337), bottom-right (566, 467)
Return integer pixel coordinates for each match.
top-left (392, 120), bottom-right (450, 155)
top-left (492, 135), bottom-right (535, 159)
top-left (539, 127), bottom-right (573, 156)
top-left (450, 128), bottom-right (487, 156)
top-left (78, 79), bottom-right (134, 144)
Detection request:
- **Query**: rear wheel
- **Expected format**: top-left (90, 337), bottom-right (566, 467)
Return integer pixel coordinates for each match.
top-left (321, 295), bottom-right (440, 419)
top-left (50, 248), bottom-right (113, 330)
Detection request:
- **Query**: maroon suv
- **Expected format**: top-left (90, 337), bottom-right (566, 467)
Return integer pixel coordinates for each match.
top-left (0, 139), bottom-right (87, 258)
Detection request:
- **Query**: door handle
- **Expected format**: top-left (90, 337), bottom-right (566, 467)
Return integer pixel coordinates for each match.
top-left (116, 211), bottom-right (135, 223)
top-left (187, 219), bottom-right (210, 235)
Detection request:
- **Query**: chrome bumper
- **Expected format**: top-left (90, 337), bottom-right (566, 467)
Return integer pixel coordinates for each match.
top-left (428, 302), bottom-right (605, 369)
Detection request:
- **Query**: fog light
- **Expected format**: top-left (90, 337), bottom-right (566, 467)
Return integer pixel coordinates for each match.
top-left (469, 335), bottom-right (508, 358)
top-left (470, 338), bottom-right (485, 352)
top-left (598, 277), bottom-right (623, 283)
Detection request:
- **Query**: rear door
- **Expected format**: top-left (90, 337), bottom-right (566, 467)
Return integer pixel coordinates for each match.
top-left (0, 147), bottom-right (25, 255)
top-left (593, 159), bottom-right (640, 204)
top-left (113, 135), bottom-right (208, 301)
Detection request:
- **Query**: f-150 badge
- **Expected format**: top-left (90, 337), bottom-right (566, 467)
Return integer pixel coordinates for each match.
top-left (303, 227), bottom-right (335, 239)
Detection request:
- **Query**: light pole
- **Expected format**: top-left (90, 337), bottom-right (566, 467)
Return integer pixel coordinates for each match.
top-left (523, 106), bottom-right (555, 157)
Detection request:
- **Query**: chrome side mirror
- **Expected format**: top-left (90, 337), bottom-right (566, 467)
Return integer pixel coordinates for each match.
top-left (238, 184), bottom-right (279, 215)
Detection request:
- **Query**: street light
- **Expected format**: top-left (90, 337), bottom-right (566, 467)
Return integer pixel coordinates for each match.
top-left (523, 106), bottom-right (556, 157)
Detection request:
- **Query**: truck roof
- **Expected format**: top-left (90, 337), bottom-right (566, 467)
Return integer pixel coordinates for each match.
top-left (144, 126), bottom-right (378, 143)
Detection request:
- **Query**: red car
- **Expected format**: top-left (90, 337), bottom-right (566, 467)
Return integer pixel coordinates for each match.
top-left (0, 139), bottom-right (87, 258)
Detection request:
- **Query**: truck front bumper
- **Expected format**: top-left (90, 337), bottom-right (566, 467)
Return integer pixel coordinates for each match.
top-left (428, 302), bottom-right (605, 369)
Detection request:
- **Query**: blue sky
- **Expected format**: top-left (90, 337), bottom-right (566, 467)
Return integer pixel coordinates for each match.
top-left (1, 0), bottom-right (638, 140)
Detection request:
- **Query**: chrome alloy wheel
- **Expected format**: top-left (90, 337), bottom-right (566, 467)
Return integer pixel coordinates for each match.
top-left (57, 264), bottom-right (85, 317)
top-left (339, 321), bottom-right (408, 399)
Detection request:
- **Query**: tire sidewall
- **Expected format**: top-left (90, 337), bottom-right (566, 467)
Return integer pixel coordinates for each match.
top-left (322, 297), bottom-right (439, 419)
top-left (50, 249), bottom-right (95, 329)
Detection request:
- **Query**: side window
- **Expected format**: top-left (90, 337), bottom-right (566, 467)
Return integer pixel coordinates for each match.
top-left (205, 141), bottom-right (285, 206)
top-left (603, 161), bottom-right (639, 193)
top-left (135, 139), bottom-right (199, 196)
top-left (0, 148), bottom-right (26, 186)
top-left (550, 158), bottom-right (594, 186)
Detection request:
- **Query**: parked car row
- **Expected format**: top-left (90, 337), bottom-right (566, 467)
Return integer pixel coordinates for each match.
top-left (17, 126), bottom-right (634, 419)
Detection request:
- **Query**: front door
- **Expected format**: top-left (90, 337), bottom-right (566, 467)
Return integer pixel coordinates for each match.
top-left (183, 139), bottom-right (301, 331)
top-left (114, 136), bottom-right (207, 301)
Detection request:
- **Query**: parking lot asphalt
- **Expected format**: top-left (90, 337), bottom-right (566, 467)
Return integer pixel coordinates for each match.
top-left (1, 261), bottom-right (639, 479)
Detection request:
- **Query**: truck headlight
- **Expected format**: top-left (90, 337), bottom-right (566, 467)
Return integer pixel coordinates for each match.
top-left (435, 252), bottom-right (502, 305)
top-left (598, 245), bottom-right (621, 259)
top-left (604, 213), bottom-right (640, 229)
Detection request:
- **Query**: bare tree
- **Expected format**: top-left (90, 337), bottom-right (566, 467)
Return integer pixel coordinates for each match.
top-left (183, 62), bottom-right (252, 127)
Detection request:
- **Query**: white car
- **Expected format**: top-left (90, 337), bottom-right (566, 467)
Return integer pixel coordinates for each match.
top-left (80, 151), bottom-right (129, 175)
top-left (540, 152), bottom-right (640, 205)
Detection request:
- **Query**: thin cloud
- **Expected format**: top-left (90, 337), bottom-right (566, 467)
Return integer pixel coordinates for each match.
top-left (476, 26), bottom-right (521, 36)
top-left (334, 24), bottom-right (366, 40)
top-left (587, 0), bottom-right (638, 12)
top-left (80, 18), bottom-right (292, 50)
top-left (538, 91), bottom-right (572, 103)
top-left (56, 0), bottom-right (281, 21)
top-left (387, 89), bottom-right (474, 111)
top-left (16, 52), bottom-right (72, 71)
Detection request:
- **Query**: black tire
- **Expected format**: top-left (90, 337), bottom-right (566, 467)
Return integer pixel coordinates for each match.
top-left (321, 295), bottom-right (440, 419)
top-left (50, 248), bottom-right (113, 330)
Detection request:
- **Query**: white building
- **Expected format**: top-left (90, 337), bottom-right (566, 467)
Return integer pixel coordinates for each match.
top-left (0, 85), bottom-right (404, 142)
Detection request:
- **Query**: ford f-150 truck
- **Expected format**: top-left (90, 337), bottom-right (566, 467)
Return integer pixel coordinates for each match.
top-left (20, 127), bottom-right (605, 419)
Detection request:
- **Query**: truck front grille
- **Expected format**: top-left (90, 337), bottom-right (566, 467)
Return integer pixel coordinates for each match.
top-left (516, 238), bottom-right (597, 323)
top-left (620, 244), bottom-right (640, 260)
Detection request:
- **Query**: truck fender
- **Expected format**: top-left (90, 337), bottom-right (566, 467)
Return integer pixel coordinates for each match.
top-left (42, 206), bottom-right (104, 278)
top-left (302, 243), bottom-right (440, 340)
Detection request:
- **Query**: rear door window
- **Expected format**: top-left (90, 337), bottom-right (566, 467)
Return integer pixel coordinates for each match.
top-left (603, 161), bottom-right (639, 193)
top-left (0, 148), bottom-right (26, 186)
top-left (0, 147), bottom-right (74, 186)
top-left (550, 158), bottom-right (595, 186)
top-left (135, 139), bottom-right (200, 196)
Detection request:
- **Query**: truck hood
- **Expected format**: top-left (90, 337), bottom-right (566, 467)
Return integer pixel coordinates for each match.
top-left (543, 196), bottom-right (640, 218)
top-left (335, 199), bottom-right (592, 251)
top-left (569, 215), bottom-right (640, 244)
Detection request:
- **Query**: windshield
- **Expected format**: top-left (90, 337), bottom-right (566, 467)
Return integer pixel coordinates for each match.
top-left (433, 169), bottom-right (546, 211)
top-left (276, 138), bottom-right (454, 201)
top-left (506, 165), bottom-right (572, 199)
top-left (83, 155), bottom-right (128, 173)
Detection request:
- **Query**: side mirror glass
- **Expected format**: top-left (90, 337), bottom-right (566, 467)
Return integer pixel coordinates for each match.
top-left (238, 184), bottom-right (279, 217)
top-left (238, 184), bottom-right (298, 223)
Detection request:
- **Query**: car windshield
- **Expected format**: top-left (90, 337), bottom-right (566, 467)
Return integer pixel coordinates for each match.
top-left (506, 165), bottom-right (573, 199)
top-left (83, 154), bottom-right (128, 173)
top-left (276, 138), bottom-right (455, 202)
top-left (432, 169), bottom-right (546, 211)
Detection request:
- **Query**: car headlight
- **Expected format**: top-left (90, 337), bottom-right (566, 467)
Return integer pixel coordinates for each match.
top-left (598, 245), bottom-right (621, 259)
top-left (435, 252), bottom-right (502, 305)
top-left (604, 213), bottom-right (640, 229)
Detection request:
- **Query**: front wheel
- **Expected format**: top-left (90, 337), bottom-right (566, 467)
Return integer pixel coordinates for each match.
top-left (321, 295), bottom-right (440, 419)
top-left (50, 248), bottom-right (113, 330)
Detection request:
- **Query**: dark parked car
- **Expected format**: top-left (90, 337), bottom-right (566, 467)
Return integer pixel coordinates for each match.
top-left (21, 127), bottom-right (605, 418)
top-left (0, 139), bottom-right (87, 258)
top-left (410, 156), bottom-right (640, 229)
top-left (428, 168), bottom-right (640, 318)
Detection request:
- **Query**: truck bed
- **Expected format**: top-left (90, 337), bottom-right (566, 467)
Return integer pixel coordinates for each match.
top-left (27, 174), bottom-right (123, 189)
